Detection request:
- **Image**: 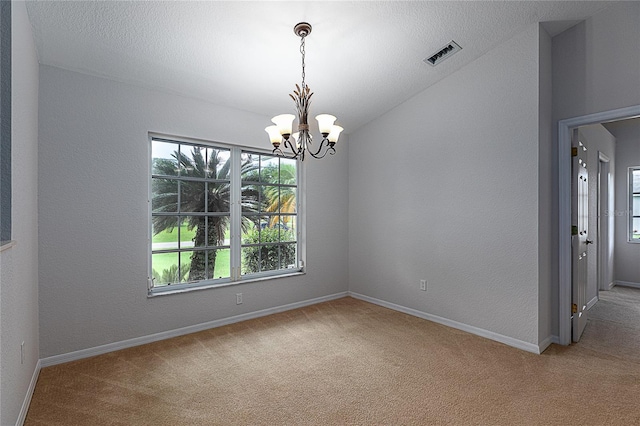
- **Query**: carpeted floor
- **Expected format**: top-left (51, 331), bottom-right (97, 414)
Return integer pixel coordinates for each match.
top-left (25, 290), bottom-right (640, 425)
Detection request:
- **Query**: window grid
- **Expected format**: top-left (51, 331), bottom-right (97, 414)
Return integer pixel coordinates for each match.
top-left (150, 136), bottom-right (301, 294)
top-left (240, 151), bottom-right (299, 276)
top-left (631, 167), bottom-right (640, 242)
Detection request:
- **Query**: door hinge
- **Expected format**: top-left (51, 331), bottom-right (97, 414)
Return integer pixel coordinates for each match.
top-left (571, 147), bottom-right (578, 157)
top-left (571, 225), bottom-right (578, 236)
top-left (572, 303), bottom-right (578, 314)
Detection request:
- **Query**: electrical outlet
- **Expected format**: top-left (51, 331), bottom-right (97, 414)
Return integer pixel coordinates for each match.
top-left (21, 341), bottom-right (25, 364)
top-left (236, 293), bottom-right (243, 305)
top-left (420, 280), bottom-right (427, 291)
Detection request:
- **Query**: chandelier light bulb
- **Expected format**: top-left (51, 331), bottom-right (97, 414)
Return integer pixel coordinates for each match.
top-left (271, 114), bottom-right (295, 138)
top-left (328, 125), bottom-right (344, 143)
top-left (315, 114), bottom-right (337, 136)
top-left (265, 125), bottom-right (283, 145)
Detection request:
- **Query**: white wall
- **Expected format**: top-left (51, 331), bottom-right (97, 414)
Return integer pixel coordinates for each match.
top-left (606, 118), bottom-right (640, 285)
top-left (0, 2), bottom-right (39, 425)
top-left (577, 124), bottom-right (616, 301)
top-left (349, 25), bottom-right (547, 347)
top-left (37, 65), bottom-right (349, 358)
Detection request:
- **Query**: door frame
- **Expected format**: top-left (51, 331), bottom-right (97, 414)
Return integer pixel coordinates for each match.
top-left (558, 104), bottom-right (640, 345)
top-left (597, 151), bottom-right (611, 294)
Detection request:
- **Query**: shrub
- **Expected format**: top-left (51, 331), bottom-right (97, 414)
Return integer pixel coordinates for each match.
top-left (152, 263), bottom-right (190, 285)
top-left (242, 226), bottom-right (296, 274)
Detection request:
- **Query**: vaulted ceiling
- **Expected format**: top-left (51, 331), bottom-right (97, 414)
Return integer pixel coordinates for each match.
top-left (26, 1), bottom-right (615, 132)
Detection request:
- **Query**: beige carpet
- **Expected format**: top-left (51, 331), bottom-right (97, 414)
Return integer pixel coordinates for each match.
top-left (25, 294), bottom-right (640, 425)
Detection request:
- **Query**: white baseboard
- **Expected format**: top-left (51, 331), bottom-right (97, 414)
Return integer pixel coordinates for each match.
top-left (16, 359), bottom-right (41, 426)
top-left (587, 295), bottom-right (598, 310)
top-left (40, 292), bottom-right (349, 367)
top-left (615, 280), bottom-right (640, 289)
top-left (538, 335), bottom-right (560, 353)
top-left (348, 292), bottom-right (544, 354)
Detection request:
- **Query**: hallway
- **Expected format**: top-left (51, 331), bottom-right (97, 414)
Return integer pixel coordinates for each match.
top-left (581, 286), bottom-right (640, 362)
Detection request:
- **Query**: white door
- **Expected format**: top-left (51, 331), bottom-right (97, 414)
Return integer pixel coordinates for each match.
top-left (572, 131), bottom-right (590, 342)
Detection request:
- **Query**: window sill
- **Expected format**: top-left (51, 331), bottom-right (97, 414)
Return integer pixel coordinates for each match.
top-left (147, 270), bottom-right (305, 298)
top-left (0, 240), bottom-right (16, 252)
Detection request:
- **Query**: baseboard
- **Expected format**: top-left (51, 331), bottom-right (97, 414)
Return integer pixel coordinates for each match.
top-left (614, 280), bottom-right (640, 289)
top-left (587, 295), bottom-right (598, 310)
top-left (538, 335), bottom-right (560, 353)
top-left (15, 359), bottom-right (41, 426)
top-left (606, 281), bottom-right (615, 290)
top-left (40, 292), bottom-right (349, 367)
top-left (348, 292), bottom-right (543, 354)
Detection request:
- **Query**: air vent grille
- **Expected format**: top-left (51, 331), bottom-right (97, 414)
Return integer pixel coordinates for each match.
top-left (424, 41), bottom-right (462, 66)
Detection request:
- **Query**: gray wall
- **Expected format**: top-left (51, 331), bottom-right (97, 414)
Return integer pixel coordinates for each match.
top-left (551, 0), bottom-right (640, 337)
top-left (538, 26), bottom-right (553, 345)
top-left (348, 25), bottom-right (546, 347)
top-left (0, 2), bottom-right (39, 425)
top-left (606, 118), bottom-right (640, 285)
top-left (37, 65), bottom-right (349, 358)
top-left (552, 2), bottom-right (640, 122)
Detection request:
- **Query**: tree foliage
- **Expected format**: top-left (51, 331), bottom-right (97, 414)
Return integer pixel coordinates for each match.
top-left (242, 227), bottom-right (296, 274)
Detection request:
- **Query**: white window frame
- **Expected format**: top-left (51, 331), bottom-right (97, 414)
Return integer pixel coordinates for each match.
top-left (630, 166), bottom-right (640, 243)
top-left (148, 133), bottom-right (304, 296)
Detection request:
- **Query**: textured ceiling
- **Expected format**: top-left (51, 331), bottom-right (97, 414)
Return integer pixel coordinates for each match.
top-left (26, 1), bottom-right (616, 133)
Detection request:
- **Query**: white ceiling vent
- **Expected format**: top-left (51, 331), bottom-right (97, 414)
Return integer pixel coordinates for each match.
top-left (424, 41), bottom-right (462, 66)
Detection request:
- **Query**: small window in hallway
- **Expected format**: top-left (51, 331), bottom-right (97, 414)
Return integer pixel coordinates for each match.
top-left (630, 167), bottom-right (640, 242)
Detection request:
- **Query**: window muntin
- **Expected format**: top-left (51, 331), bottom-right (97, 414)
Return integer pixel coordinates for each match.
top-left (150, 136), bottom-right (300, 293)
top-left (631, 167), bottom-right (640, 242)
top-left (240, 152), bottom-right (298, 276)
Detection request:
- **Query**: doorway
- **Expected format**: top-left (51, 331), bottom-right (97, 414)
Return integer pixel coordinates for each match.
top-left (597, 152), bottom-right (613, 294)
top-left (558, 104), bottom-right (640, 345)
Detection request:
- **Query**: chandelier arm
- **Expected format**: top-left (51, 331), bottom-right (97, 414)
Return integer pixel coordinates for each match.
top-left (272, 147), bottom-right (298, 160)
top-left (272, 146), bottom-right (285, 157)
top-left (307, 144), bottom-right (335, 159)
top-left (307, 136), bottom-right (330, 157)
top-left (283, 138), bottom-right (301, 158)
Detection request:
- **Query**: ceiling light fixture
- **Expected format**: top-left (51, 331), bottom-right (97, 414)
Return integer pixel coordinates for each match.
top-left (265, 22), bottom-right (343, 161)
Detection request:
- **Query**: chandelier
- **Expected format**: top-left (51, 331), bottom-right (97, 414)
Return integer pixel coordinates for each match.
top-left (265, 22), bottom-right (343, 161)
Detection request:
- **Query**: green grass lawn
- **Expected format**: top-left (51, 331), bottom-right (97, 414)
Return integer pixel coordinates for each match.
top-left (152, 224), bottom-right (232, 284)
top-left (152, 223), bottom-right (231, 244)
top-left (152, 223), bottom-right (195, 244)
top-left (152, 250), bottom-right (230, 283)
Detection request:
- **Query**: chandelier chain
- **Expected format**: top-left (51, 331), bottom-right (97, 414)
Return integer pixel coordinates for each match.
top-left (300, 34), bottom-right (306, 89)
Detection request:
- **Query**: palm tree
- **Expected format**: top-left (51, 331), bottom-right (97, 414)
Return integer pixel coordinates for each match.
top-left (152, 146), bottom-right (258, 282)
top-left (261, 163), bottom-right (297, 228)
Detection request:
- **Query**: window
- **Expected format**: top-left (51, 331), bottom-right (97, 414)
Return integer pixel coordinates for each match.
top-left (240, 152), bottom-right (298, 276)
top-left (150, 135), bottom-right (301, 294)
top-left (630, 167), bottom-right (640, 243)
